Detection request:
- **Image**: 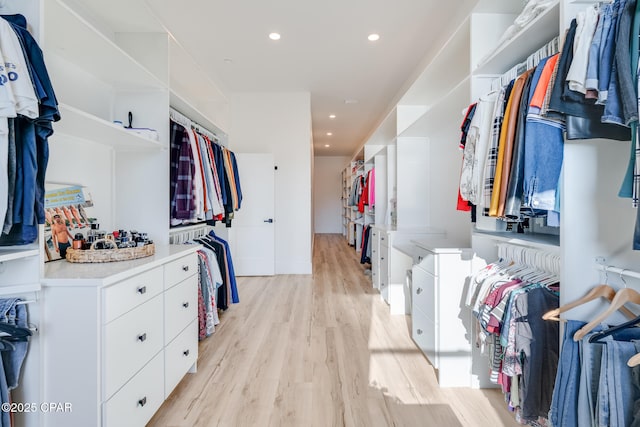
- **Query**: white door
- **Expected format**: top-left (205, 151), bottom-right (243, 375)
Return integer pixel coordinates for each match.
top-left (231, 153), bottom-right (275, 276)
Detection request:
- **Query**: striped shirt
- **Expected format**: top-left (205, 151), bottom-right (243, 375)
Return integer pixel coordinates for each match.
top-left (481, 82), bottom-right (513, 215)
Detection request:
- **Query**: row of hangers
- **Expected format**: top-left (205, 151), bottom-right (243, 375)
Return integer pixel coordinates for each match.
top-left (169, 224), bottom-right (212, 245)
top-left (491, 36), bottom-right (560, 91)
top-left (495, 244), bottom-right (560, 286)
top-left (169, 108), bottom-right (221, 145)
top-left (542, 266), bottom-right (640, 366)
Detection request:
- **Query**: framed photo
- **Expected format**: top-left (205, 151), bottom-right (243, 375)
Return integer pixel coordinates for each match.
top-left (43, 185), bottom-right (96, 262)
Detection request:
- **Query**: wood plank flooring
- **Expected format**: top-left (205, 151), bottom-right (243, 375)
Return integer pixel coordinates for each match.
top-left (148, 234), bottom-right (519, 427)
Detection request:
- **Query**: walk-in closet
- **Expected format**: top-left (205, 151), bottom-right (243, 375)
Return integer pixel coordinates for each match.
top-left (2, 0), bottom-right (640, 426)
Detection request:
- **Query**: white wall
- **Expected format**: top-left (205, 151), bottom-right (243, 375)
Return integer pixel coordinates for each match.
top-left (314, 156), bottom-right (349, 233)
top-left (230, 92), bottom-right (313, 274)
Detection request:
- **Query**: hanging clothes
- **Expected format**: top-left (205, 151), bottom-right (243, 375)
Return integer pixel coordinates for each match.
top-left (169, 118), bottom-right (242, 228)
top-left (0, 298), bottom-right (32, 427)
top-left (466, 254), bottom-right (559, 426)
top-left (0, 14), bottom-right (60, 246)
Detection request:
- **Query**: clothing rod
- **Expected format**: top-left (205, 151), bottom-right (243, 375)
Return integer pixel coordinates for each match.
top-left (491, 36), bottom-right (559, 91)
top-left (595, 264), bottom-right (640, 281)
top-left (16, 300), bottom-right (36, 306)
top-left (170, 107), bottom-right (220, 141)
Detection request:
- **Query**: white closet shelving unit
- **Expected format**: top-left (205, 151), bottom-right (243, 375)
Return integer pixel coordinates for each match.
top-left (0, 0), bottom-right (231, 425)
top-left (468, 0), bottom-right (562, 262)
top-left (0, 2), bottom-right (47, 426)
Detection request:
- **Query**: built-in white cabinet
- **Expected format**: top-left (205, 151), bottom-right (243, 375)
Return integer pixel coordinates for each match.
top-left (372, 226), bottom-right (446, 314)
top-left (41, 246), bottom-right (199, 427)
top-left (370, 228), bottom-right (381, 290)
top-left (410, 239), bottom-right (479, 387)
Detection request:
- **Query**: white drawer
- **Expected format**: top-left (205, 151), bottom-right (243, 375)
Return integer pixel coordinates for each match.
top-left (103, 351), bottom-right (164, 427)
top-left (412, 307), bottom-right (438, 369)
top-left (165, 320), bottom-right (198, 398)
top-left (165, 254), bottom-right (198, 289)
top-left (380, 232), bottom-right (389, 247)
top-left (164, 276), bottom-right (198, 343)
top-left (103, 267), bottom-right (164, 323)
top-left (412, 247), bottom-right (436, 276)
top-left (103, 294), bottom-right (164, 399)
top-left (411, 265), bottom-right (437, 323)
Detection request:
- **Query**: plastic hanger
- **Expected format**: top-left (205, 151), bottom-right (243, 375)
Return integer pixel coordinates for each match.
top-left (587, 314), bottom-right (640, 344)
top-left (0, 322), bottom-right (32, 342)
top-left (573, 287), bottom-right (640, 341)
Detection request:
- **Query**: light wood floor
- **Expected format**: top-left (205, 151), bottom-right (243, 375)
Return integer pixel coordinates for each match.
top-left (148, 234), bottom-right (519, 427)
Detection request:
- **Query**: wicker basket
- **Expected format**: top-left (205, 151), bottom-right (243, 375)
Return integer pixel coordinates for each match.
top-left (65, 239), bottom-right (155, 263)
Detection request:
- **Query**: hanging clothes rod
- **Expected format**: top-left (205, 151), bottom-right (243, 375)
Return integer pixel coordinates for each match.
top-left (491, 36), bottom-right (560, 91)
top-left (169, 223), bottom-right (211, 244)
top-left (169, 107), bottom-right (220, 143)
top-left (497, 243), bottom-right (561, 275)
top-left (595, 264), bottom-right (640, 281)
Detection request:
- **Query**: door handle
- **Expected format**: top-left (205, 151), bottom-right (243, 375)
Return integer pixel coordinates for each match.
top-left (264, 219), bottom-right (274, 223)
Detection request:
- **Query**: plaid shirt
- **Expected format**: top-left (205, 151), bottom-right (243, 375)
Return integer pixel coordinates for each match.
top-left (481, 82), bottom-right (513, 215)
top-left (170, 121), bottom-right (196, 220)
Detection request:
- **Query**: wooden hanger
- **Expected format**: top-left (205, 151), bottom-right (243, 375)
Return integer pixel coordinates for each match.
top-left (628, 349), bottom-right (640, 367)
top-left (573, 288), bottom-right (640, 341)
top-left (542, 284), bottom-right (636, 322)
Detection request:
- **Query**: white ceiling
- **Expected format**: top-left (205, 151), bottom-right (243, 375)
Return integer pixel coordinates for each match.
top-left (68, 0), bottom-right (477, 157)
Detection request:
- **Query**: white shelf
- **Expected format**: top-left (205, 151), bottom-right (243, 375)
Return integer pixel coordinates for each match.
top-left (473, 229), bottom-right (560, 251)
top-left (55, 104), bottom-right (164, 151)
top-left (0, 247), bottom-right (39, 263)
top-left (0, 283), bottom-right (41, 296)
top-left (45, 0), bottom-right (165, 91)
top-left (400, 76), bottom-right (471, 138)
top-left (473, 0), bottom-right (560, 75)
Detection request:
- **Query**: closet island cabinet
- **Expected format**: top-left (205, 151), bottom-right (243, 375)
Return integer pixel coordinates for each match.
top-left (41, 247), bottom-right (199, 427)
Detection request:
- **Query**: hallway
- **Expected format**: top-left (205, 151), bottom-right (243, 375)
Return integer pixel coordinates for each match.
top-left (149, 234), bottom-right (519, 426)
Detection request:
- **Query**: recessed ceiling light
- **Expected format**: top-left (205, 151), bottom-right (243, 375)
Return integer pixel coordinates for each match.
top-left (368, 34), bottom-right (380, 42)
top-left (326, 132), bottom-right (333, 136)
top-left (269, 32), bottom-right (281, 41)
top-left (223, 58), bottom-right (233, 64)
top-left (324, 144), bottom-right (331, 148)
top-left (329, 114), bottom-right (336, 119)
top-left (344, 99), bottom-right (358, 104)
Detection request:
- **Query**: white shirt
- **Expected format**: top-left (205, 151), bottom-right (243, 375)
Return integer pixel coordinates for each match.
top-left (0, 19), bottom-right (37, 118)
top-left (566, 6), bottom-right (599, 95)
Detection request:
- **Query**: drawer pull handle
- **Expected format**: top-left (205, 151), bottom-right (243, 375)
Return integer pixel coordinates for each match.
top-left (182, 265), bottom-right (189, 272)
top-left (381, 257), bottom-right (384, 261)
top-left (183, 349), bottom-right (190, 357)
top-left (138, 397), bottom-right (147, 407)
top-left (182, 302), bottom-right (190, 308)
top-left (138, 333), bottom-right (147, 342)
top-left (417, 329), bottom-right (423, 335)
top-left (416, 288), bottom-right (423, 295)
top-left (418, 256), bottom-right (423, 262)
top-left (381, 237), bottom-right (385, 241)
top-left (137, 286), bottom-right (147, 295)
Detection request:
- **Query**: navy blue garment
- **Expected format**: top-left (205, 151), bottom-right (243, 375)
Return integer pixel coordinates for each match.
top-left (0, 14), bottom-right (59, 245)
top-left (1, 14), bottom-right (60, 123)
top-left (229, 151), bottom-right (243, 210)
top-left (548, 18), bottom-right (631, 140)
top-left (209, 231), bottom-right (239, 304)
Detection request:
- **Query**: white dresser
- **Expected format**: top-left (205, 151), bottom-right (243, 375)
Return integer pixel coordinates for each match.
top-left (371, 226), bottom-right (446, 314)
top-left (410, 238), bottom-right (478, 387)
top-left (41, 245), bottom-right (200, 427)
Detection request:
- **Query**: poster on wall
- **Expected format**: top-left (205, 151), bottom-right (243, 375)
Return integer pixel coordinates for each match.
top-left (43, 185), bottom-right (96, 262)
